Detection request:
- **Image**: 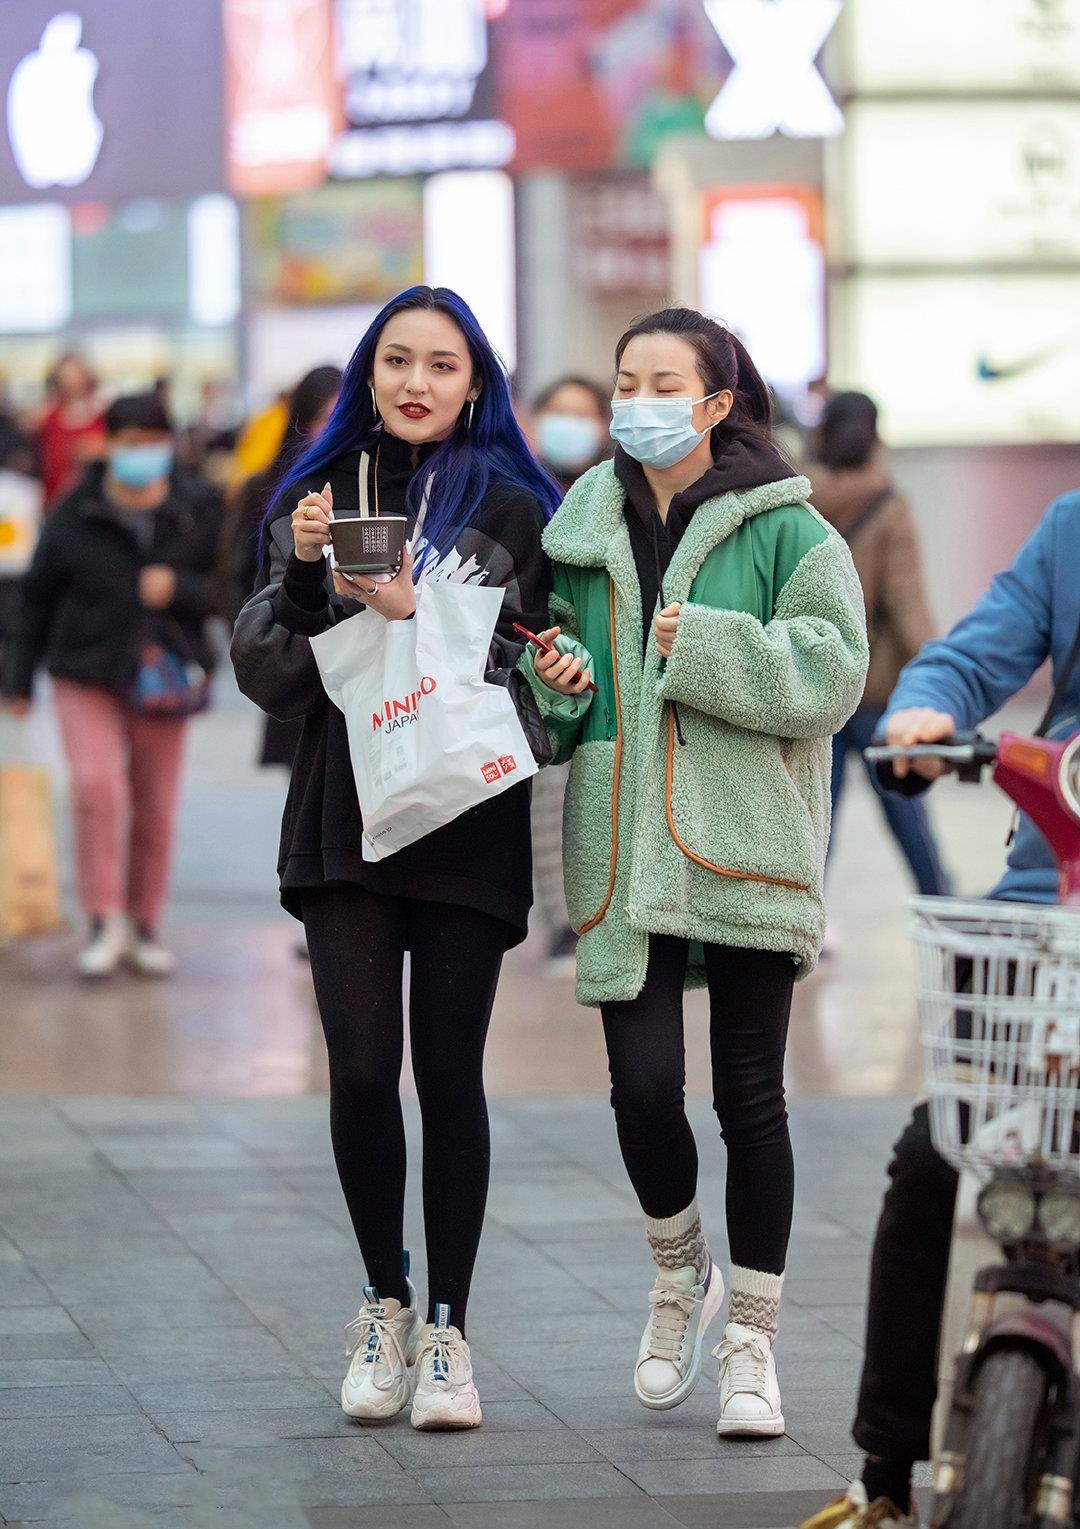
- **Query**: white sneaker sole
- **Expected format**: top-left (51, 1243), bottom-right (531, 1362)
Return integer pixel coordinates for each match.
top-left (635, 1260), bottom-right (726, 1412)
top-left (411, 1389), bottom-right (482, 1431)
top-left (715, 1410), bottom-right (785, 1439)
top-left (341, 1376), bottom-right (412, 1423)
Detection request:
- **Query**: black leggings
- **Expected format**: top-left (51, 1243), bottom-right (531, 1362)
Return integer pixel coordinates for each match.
top-left (601, 934), bottom-right (795, 1275)
top-left (301, 886), bottom-right (507, 1337)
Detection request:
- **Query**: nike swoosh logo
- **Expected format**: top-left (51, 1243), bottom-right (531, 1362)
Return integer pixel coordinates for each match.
top-left (976, 348), bottom-right (1058, 382)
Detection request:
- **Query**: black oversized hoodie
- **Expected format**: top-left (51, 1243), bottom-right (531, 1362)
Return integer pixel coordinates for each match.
top-left (614, 426), bottom-right (795, 657)
top-left (230, 430), bottom-right (552, 945)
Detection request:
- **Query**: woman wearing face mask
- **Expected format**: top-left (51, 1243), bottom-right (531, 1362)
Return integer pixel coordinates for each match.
top-left (519, 309), bottom-right (867, 1438)
top-left (3, 393), bottom-right (220, 977)
top-left (231, 287), bottom-right (560, 1432)
top-left (530, 375), bottom-right (612, 972)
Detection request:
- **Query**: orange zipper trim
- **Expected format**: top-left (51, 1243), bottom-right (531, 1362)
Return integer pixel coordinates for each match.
top-left (664, 710), bottom-right (810, 892)
top-left (577, 578), bottom-right (622, 935)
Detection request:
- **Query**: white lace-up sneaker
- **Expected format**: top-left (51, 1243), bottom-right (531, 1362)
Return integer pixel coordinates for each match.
top-left (714, 1320), bottom-right (785, 1437)
top-left (340, 1279), bottom-right (420, 1422)
top-left (798, 1479), bottom-right (920, 1528)
top-left (127, 928), bottom-right (177, 978)
top-left (410, 1304), bottom-right (482, 1431)
top-left (77, 913), bottom-right (130, 979)
top-left (634, 1256), bottom-right (725, 1410)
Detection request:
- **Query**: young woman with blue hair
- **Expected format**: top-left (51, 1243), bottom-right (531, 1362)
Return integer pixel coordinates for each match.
top-left (231, 287), bottom-right (559, 1431)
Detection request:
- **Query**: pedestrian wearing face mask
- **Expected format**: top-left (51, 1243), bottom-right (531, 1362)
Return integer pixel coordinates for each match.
top-left (519, 309), bottom-right (867, 1439)
top-left (2, 393), bottom-right (220, 978)
top-left (530, 375), bottom-right (613, 972)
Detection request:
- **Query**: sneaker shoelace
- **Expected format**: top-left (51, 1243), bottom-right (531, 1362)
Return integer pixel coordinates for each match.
top-left (418, 1326), bottom-right (463, 1387)
top-left (644, 1277), bottom-right (700, 1362)
top-left (713, 1329), bottom-right (772, 1399)
top-left (344, 1297), bottom-right (407, 1390)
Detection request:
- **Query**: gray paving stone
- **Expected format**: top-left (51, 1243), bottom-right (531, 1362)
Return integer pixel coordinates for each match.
top-left (66, 1296), bottom-right (260, 1336)
top-left (0, 1414), bottom-right (187, 1484)
top-left (305, 1509), bottom-right (451, 1528)
top-left (0, 1359), bottom-right (116, 1389)
top-left (0, 1384), bottom-right (141, 1420)
top-left (440, 1501), bottom-right (681, 1529)
top-left (146, 1405), bottom-right (352, 1447)
top-left (0, 1308), bottom-right (80, 1336)
top-left (0, 1333), bottom-right (97, 1361)
top-left (659, 1489), bottom-right (851, 1527)
top-left (579, 1427), bottom-right (812, 1462)
top-left (381, 1424), bottom-right (604, 1470)
top-left (620, 1455), bottom-right (848, 1496)
top-left (92, 1326), bottom-right (307, 1383)
top-left (124, 1378), bottom-right (334, 1413)
top-left (413, 1462), bottom-right (644, 1504)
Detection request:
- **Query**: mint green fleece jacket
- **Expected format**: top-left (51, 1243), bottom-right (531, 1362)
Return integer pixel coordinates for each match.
top-left (519, 461), bottom-right (868, 1006)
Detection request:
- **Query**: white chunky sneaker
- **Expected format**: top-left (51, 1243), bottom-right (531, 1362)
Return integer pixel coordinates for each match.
top-left (714, 1320), bottom-right (785, 1437)
top-left (797, 1479), bottom-right (920, 1528)
top-left (341, 1280), bottom-right (420, 1422)
top-left (634, 1256), bottom-right (725, 1410)
top-left (77, 913), bottom-right (130, 979)
top-left (410, 1305), bottom-right (481, 1431)
top-left (127, 929), bottom-right (177, 978)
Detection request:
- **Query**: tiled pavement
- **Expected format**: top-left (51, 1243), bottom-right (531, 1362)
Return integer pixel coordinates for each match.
top-left (0, 1092), bottom-right (922, 1529)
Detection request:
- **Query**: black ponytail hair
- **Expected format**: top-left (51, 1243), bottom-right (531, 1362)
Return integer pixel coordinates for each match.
top-left (614, 307), bottom-right (775, 444)
top-left (812, 390), bottom-right (879, 471)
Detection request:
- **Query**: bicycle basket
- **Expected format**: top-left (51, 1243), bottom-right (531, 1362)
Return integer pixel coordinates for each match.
top-left (912, 896), bottom-right (1080, 1177)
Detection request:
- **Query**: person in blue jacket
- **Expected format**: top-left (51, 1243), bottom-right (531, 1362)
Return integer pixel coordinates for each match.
top-left (799, 489), bottom-right (1080, 1529)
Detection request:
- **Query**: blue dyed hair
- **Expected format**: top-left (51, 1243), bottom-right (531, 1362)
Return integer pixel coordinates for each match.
top-left (263, 286), bottom-right (560, 575)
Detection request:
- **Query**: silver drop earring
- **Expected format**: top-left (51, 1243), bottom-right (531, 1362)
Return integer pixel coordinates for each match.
top-left (467, 399), bottom-right (475, 432)
top-left (370, 384), bottom-right (378, 417)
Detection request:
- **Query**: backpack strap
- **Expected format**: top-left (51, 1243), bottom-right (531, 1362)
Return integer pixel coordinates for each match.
top-left (838, 486), bottom-right (894, 546)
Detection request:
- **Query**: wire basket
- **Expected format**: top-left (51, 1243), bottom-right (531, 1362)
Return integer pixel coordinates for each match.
top-left (913, 896), bottom-right (1080, 1177)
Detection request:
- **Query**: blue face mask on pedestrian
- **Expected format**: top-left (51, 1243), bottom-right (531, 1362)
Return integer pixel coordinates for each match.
top-left (537, 413), bottom-right (602, 473)
top-left (609, 392), bottom-right (722, 470)
top-left (110, 444), bottom-right (174, 487)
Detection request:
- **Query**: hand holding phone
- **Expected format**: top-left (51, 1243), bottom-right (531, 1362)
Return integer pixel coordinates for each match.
top-left (514, 623), bottom-right (598, 695)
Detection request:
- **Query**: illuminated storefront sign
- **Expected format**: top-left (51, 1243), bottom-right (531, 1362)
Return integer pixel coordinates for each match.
top-left (0, 0), bottom-right (226, 204)
top-left (839, 0), bottom-right (1080, 93)
top-left (831, 273), bottom-right (1080, 445)
top-left (331, 0), bottom-right (514, 178)
top-left (224, 0), bottom-right (341, 198)
top-left (839, 101), bottom-right (1080, 267)
top-left (703, 0), bottom-right (843, 141)
top-left (700, 186), bottom-right (825, 393)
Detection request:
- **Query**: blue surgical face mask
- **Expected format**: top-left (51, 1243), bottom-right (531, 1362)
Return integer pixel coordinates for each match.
top-left (610, 392), bottom-right (721, 470)
top-left (109, 443), bottom-right (174, 487)
top-left (537, 412), bottom-right (603, 473)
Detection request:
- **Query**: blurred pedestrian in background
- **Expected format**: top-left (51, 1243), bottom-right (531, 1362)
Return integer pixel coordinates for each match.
top-left (218, 363), bottom-right (342, 770)
top-left (530, 373), bottom-right (613, 973)
top-left (0, 377), bottom-right (42, 672)
top-left (2, 393), bottom-right (219, 979)
top-left (809, 391), bottom-right (949, 898)
top-left (31, 352), bottom-right (106, 510)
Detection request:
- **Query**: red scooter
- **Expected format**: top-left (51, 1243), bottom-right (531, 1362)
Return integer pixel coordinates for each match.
top-left (865, 728), bottom-right (1080, 1529)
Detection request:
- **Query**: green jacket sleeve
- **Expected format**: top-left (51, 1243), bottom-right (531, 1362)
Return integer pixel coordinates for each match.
top-left (516, 564), bottom-right (594, 765)
top-left (658, 534), bottom-right (868, 740)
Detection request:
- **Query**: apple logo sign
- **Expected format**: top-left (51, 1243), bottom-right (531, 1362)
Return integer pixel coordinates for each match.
top-left (7, 13), bottom-right (104, 190)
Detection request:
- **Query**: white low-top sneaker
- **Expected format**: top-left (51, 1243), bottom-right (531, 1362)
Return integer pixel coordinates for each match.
top-left (634, 1257), bottom-right (724, 1410)
top-left (714, 1320), bottom-right (785, 1437)
top-left (410, 1305), bottom-right (481, 1431)
top-left (127, 930), bottom-right (177, 978)
top-left (77, 913), bottom-right (130, 979)
top-left (341, 1280), bottom-right (420, 1422)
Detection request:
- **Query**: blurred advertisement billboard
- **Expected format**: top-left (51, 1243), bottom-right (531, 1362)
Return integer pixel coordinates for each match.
top-left (838, 101), bottom-right (1080, 268)
top-left (839, 0), bottom-right (1080, 93)
top-left (0, 0), bottom-right (226, 203)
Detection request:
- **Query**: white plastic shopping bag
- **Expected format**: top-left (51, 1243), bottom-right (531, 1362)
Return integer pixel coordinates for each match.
top-left (310, 580), bottom-right (538, 860)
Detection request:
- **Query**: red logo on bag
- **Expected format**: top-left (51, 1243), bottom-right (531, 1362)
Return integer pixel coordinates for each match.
top-left (498, 755), bottom-right (517, 776)
top-left (481, 761), bottom-right (501, 784)
top-left (371, 675), bottom-right (437, 732)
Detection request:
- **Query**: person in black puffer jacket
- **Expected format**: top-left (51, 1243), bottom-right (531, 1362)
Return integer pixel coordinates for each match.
top-left (3, 392), bottom-right (220, 979)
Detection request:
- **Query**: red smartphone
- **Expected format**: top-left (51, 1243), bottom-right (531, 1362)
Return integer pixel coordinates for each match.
top-left (512, 622), bottom-right (599, 692)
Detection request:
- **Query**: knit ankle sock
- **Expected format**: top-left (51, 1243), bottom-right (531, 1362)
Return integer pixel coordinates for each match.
top-left (862, 1455), bottom-right (914, 1516)
top-left (728, 1265), bottom-right (783, 1340)
top-left (645, 1200), bottom-right (707, 1280)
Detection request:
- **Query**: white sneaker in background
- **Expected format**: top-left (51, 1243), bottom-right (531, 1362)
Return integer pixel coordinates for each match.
top-left (634, 1256), bottom-right (725, 1410)
top-left (77, 912), bottom-right (129, 979)
top-left (127, 928), bottom-right (177, 978)
top-left (714, 1320), bottom-right (785, 1437)
top-left (341, 1279), bottom-right (420, 1422)
top-left (410, 1305), bottom-right (482, 1431)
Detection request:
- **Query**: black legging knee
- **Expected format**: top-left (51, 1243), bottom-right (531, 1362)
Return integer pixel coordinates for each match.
top-left (602, 934), bottom-right (795, 1275)
top-left (301, 887), bottom-right (506, 1336)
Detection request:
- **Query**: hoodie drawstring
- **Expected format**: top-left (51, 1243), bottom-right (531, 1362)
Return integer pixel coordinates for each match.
top-left (653, 511), bottom-right (687, 748)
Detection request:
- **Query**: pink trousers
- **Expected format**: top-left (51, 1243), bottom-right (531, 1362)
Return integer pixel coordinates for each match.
top-left (52, 680), bottom-right (188, 930)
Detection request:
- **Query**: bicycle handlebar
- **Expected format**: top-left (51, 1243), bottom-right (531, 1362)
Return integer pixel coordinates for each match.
top-left (863, 733), bottom-right (999, 782)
